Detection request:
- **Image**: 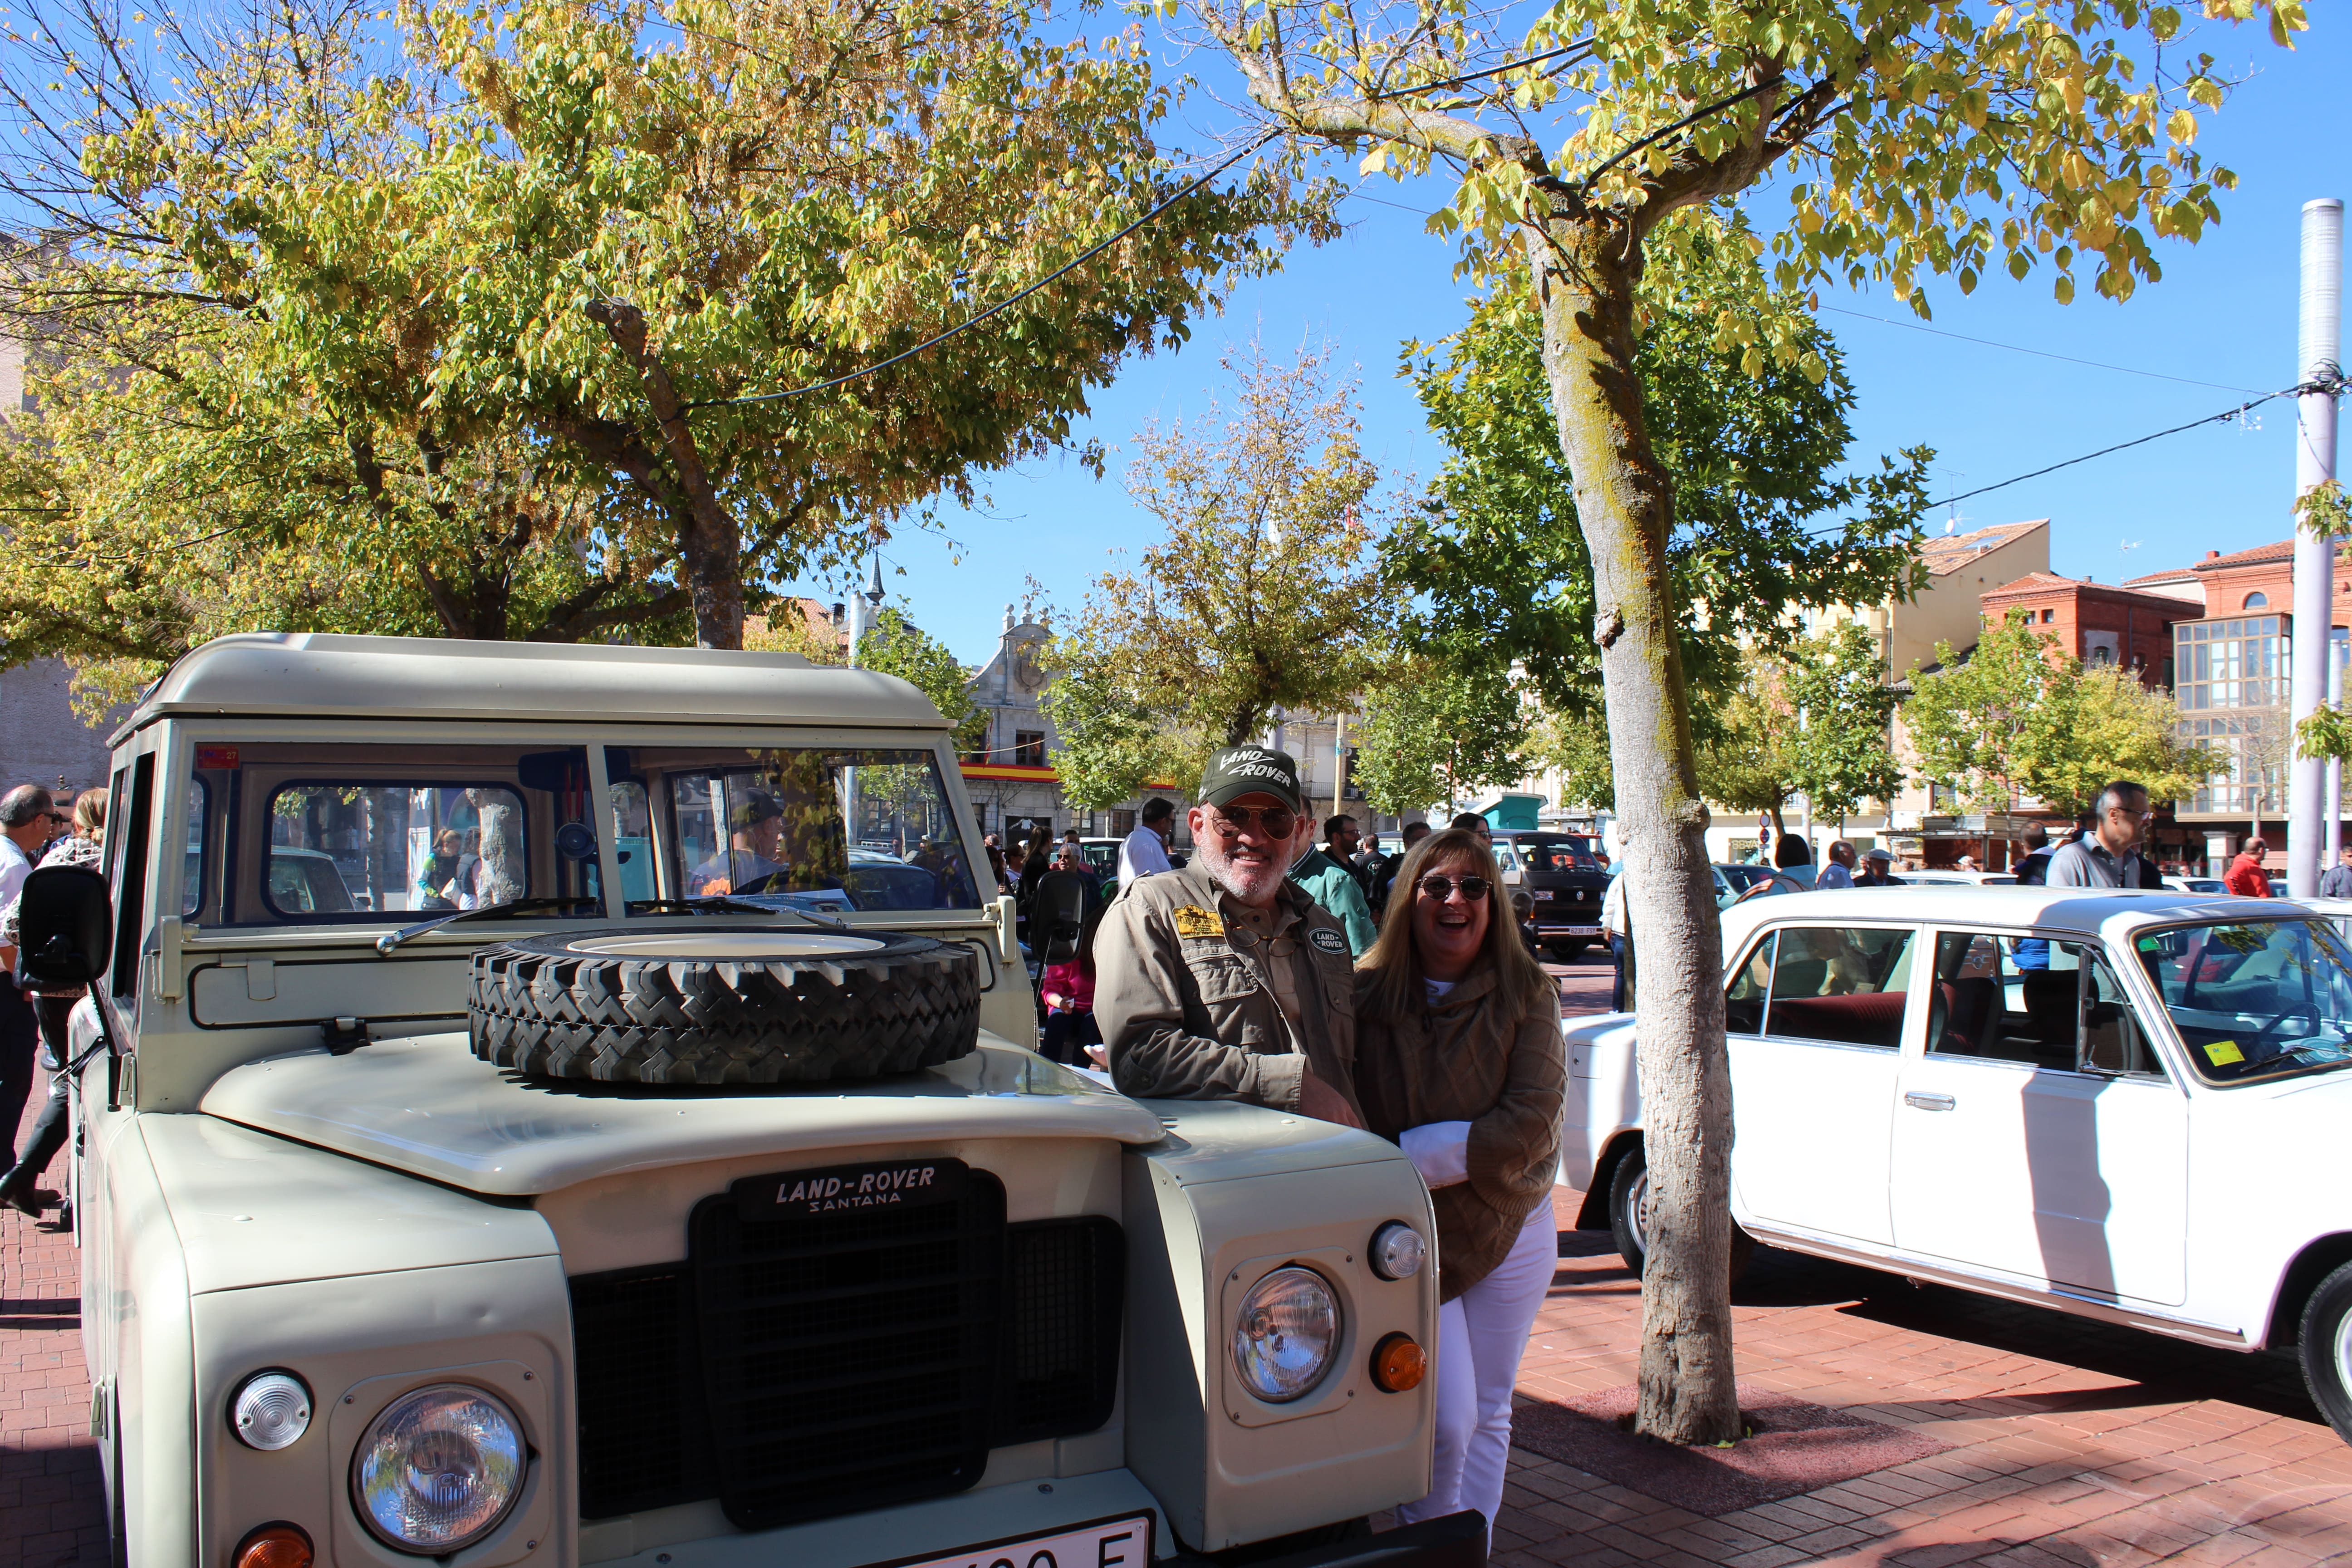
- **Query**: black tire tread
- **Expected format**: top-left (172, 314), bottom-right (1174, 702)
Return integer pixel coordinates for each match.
top-left (2297, 1259), bottom-right (2352, 1444)
top-left (467, 926), bottom-right (980, 1084)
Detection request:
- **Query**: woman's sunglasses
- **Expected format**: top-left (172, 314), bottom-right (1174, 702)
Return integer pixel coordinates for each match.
top-left (1416, 874), bottom-right (1490, 902)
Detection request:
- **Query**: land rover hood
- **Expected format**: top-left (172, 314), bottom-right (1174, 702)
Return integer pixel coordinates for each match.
top-left (201, 1033), bottom-right (1168, 1196)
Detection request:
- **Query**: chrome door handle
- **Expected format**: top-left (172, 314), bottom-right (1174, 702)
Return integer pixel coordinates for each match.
top-left (1904, 1091), bottom-right (1956, 1112)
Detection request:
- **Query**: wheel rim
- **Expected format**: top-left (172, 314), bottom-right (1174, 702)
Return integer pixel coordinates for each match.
top-left (1624, 1166), bottom-right (1652, 1257)
top-left (2334, 1303), bottom-right (2352, 1397)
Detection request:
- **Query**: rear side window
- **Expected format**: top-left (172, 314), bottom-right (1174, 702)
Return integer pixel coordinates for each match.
top-left (111, 754), bottom-right (154, 1000)
top-left (1731, 926), bottom-right (1916, 1049)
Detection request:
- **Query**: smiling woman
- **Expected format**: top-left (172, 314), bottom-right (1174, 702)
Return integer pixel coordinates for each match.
top-left (1351, 826), bottom-right (1564, 1548)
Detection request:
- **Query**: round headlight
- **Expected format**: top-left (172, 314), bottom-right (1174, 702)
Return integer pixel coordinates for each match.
top-left (230, 1371), bottom-right (312, 1451)
top-left (351, 1384), bottom-right (525, 1554)
top-left (1369, 1221), bottom-right (1426, 1281)
top-left (1231, 1266), bottom-right (1341, 1403)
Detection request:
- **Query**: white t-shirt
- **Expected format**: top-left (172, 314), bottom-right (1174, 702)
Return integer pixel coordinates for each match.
top-left (1117, 824), bottom-right (1173, 889)
top-left (0, 836), bottom-right (34, 918)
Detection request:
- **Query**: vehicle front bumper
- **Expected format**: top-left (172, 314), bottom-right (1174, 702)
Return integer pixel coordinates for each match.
top-left (1167, 1511), bottom-right (1487, 1568)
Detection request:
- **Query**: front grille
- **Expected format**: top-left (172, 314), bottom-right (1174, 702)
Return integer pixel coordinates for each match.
top-left (568, 1171), bottom-right (1122, 1530)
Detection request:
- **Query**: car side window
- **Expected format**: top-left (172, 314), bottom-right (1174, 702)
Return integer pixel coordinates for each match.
top-left (1756, 926), bottom-right (1915, 1049)
top-left (1725, 932), bottom-right (1775, 1034)
top-left (2083, 951), bottom-right (2166, 1079)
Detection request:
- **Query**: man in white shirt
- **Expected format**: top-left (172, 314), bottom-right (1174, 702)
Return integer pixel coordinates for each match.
top-left (1117, 797), bottom-right (1176, 891)
top-left (1816, 839), bottom-right (1858, 888)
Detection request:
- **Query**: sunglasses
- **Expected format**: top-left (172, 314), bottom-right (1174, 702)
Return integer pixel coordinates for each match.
top-left (1205, 804), bottom-right (1298, 840)
top-left (1416, 874), bottom-right (1491, 902)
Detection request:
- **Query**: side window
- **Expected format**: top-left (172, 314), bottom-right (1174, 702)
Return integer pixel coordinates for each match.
top-left (1924, 932), bottom-right (2087, 1070)
top-left (609, 779), bottom-right (653, 905)
top-left (182, 779), bottom-right (208, 918)
top-left (111, 753), bottom-right (155, 1001)
top-left (1725, 932), bottom-right (1775, 1034)
top-left (2083, 953), bottom-right (2166, 1078)
top-left (1757, 926), bottom-right (1915, 1049)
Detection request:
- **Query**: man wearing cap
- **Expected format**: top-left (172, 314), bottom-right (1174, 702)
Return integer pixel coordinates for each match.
top-left (1095, 745), bottom-right (1364, 1125)
top-left (1855, 847), bottom-right (1901, 887)
top-left (687, 787), bottom-right (788, 896)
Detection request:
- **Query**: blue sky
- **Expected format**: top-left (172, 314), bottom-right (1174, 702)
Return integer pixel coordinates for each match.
top-left (826, 20), bottom-right (2349, 666)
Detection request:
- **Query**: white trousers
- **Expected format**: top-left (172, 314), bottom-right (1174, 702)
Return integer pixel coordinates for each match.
top-left (1396, 1208), bottom-right (1557, 1539)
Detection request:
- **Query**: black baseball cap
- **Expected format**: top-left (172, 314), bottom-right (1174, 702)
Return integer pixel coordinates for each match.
top-left (730, 788), bottom-right (784, 829)
top-left (1199, 745), bottom-right (1303, 814)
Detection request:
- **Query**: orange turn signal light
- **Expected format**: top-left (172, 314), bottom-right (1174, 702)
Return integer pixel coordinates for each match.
top-left (234, 1523), bottom-right (313, 1568)
top-left (1370, 1331), bottom-right (1426, 1393)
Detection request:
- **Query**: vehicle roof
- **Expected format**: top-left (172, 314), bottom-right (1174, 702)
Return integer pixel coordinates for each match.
top-left (113, 633), bottom-right (948, 742)
top-left (1721, 884), bottom-right (2303, 949)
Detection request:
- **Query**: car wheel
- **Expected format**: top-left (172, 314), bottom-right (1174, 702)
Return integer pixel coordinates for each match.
top-left (1547, 941), bottom-right (1589, 963)
top-left (1607, 1143), bottom-right (1755, 1286)
top-left (2297, 1259), bottom-right (2352, 1443)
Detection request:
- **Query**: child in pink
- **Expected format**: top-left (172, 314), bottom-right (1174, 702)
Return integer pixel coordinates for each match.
top-left (1039, 955), bottom-right (1099, 1064)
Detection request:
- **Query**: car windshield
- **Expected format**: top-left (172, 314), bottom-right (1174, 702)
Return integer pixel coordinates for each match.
top-left (621, 745), bottom-right (980, 915)
top-left (2135, 919), bottom-right (2352, 1086)
top-left (1517, 838), bottom-right (1603, 872)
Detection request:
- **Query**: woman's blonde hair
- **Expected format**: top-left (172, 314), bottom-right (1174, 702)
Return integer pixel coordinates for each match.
top-left (73, 786), bottom-right (107, 835)
top-left (1357, 826), bottom-right (1555, 1021)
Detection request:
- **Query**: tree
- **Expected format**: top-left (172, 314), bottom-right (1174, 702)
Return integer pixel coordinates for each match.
top-left (1352, 652), bottom-right (1529, 816)
top-left (1692, 655), bottom-right (1797, 837)
top-left (2017, 663), bottom-right (2211, 818)
top-left (1906, 611), bottom-right (2210, 820)
top-left (1049, 338), bottom-right (1391, 789)
top-left (1905, 613), bottom-right (2066, 814)
top-left (0, 0), bottom-right (1322, 652)
top-left (1392, 252), bottom-right (1927, 722)
top-left (1783, 622), bottom-right (1906, 826)
top-left (1180, 0), bottom-right (2306, 1439)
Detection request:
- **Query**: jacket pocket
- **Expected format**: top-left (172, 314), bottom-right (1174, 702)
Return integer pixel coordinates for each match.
top-left (1188, 955), bottom-right (1259, 1005)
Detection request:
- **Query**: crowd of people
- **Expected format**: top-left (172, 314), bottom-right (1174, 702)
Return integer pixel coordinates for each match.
top-left (0, 781), bottom-right (107, 1225)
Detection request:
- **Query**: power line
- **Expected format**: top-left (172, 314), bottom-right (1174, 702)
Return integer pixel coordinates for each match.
top-left (1914, 377), bottom-right (2336, 514)
top-left (1816, 304), bottom-right (2267, 396)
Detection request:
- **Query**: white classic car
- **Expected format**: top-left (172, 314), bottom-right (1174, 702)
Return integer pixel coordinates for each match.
top-left (1561, 886), bottom-right (2352, 1444)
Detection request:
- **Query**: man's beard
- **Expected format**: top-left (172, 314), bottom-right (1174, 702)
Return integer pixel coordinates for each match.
top-left (1197, 835), bottom-right (1288, 905)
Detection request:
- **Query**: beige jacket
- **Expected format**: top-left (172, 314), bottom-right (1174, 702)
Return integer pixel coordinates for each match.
top-left (1094, 858), bottom-right (1359, 1112)
top-left (1352, 968), bottom-right (1565, 1300)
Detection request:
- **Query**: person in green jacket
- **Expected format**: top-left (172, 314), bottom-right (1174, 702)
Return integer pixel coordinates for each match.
top-left (1290, 814), bottom-right (1378, 956)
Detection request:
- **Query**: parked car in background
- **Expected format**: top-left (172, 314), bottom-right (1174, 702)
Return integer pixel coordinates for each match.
top-left (1563, 884), bottom-right (2352, 1446)
top-left (1492, 830), bottom-right (1612, 960)
top-left (2165, 877), bottom-right (2228, 894)
top-left (1713, 864), bottom-right (1779, 908)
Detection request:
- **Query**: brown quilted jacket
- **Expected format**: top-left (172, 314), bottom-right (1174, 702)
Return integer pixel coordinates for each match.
top-left (1352, 967), bottom-right (1565, 1301)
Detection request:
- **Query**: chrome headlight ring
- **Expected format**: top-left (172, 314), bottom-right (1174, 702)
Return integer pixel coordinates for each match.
top-left (349, 1383), bottom-right (527, 1554)
top-left (1231, 1265), bottom-right (1342, 1403)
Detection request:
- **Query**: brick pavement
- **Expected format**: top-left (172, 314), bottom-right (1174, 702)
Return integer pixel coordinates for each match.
top-left (7, 956), bottom-right (2346, 1567)
top-left (0, 1094), bottom-right (103, 1568)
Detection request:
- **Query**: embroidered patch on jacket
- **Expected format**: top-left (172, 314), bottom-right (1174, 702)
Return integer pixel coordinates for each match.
top-left (1172, 905), bottom-right (1225, 938)
top-left (1308, 927), bottom-right (1349, 955)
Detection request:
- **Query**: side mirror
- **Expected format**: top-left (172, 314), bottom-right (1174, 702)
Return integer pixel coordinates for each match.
top-left (15, 865), bottom-right (112, 989)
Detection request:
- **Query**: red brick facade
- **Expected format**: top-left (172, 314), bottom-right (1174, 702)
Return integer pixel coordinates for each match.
top-left (1976, 572), bottom-right (2190, 685)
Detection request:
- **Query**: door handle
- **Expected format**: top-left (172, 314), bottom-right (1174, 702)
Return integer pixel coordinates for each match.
top-left (1904, 1091), bottom-right (1956, 1112)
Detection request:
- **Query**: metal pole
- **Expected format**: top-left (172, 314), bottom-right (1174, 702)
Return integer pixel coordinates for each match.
top-left (2330, 635), bottom-right (2344, 867)
top-left (2288, 197), bottom-right (2343, 898)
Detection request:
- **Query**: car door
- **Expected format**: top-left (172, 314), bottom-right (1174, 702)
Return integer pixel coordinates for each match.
top-left (1725, 922), bottom-right (1917, 1244)
top-left (1891, 930), bottom-right (2188, 1305)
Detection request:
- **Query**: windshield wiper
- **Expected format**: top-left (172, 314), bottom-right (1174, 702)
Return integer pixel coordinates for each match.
top-left (375, 896), bottom-right (603, 956)
top-left (627, 895), bottom-right (851, 932)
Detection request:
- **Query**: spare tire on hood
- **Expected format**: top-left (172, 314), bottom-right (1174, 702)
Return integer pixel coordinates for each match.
top-left (469, 926), bottom-right (981, 1084)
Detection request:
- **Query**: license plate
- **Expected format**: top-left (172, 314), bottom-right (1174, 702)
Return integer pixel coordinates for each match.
top-left (862, 1514), bottom-right (1153, 1568)
top-left (1550, 924), bottom-right (1604, 937)
top-left (1531, 890), bottom-right (1554, 901)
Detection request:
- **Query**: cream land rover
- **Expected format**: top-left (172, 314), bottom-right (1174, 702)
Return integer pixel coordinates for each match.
top-left (14, 634), bottom-right (1479, 1568)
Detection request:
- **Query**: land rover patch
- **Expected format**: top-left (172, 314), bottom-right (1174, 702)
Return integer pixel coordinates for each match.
top-left (1173, 905), bottom-right (1225, 938)
top-left (734, 1157), bottom-right (967, 1220)
top-left (1308, 927), bottom-right (1348, 955)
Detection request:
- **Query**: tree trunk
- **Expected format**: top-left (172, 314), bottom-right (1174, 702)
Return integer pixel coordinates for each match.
top-left (586, 300), bottom-right (745, 649)
top-left (1529, 218), bottom-right (1740, 1446)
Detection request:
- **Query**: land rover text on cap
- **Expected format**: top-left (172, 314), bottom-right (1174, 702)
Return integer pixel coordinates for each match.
top-left (1199, 745), bottom-right (1305, 814)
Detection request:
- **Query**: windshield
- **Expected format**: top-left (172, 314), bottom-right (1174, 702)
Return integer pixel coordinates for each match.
top-left (620, 745), bottom-right (980, 915)
top-left (185, 743), bottom-right (602, 925)
top-left (2135, 919), bottom-right (2352, 1086)
top-left (1516, 838), bottom-right (1603, 872)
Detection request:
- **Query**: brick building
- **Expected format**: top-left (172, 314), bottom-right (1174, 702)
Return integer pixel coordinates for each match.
top-left (1977, 571), bottom-right (2192, 686)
